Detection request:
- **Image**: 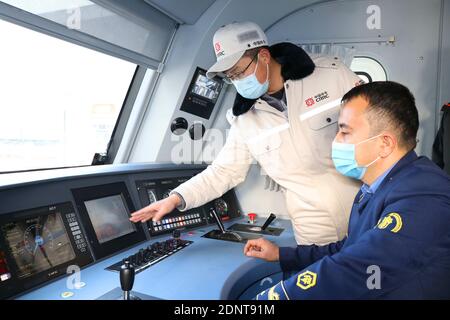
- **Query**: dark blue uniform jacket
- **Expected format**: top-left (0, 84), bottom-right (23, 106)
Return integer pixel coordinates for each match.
top-left (257, 151), bottom-right (450, 300)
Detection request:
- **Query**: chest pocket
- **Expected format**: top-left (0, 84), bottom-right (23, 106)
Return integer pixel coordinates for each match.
top-left (247, 131), bottom-right (283, 174)
top-left (303, 106), bottom-right (339, 161)
top-left (307, 107), bottom-right (339, 130)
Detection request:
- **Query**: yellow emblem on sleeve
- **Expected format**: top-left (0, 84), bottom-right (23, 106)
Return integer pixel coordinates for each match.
top-left (268, 286), bottom-right (280, 300)
top-left (296, 270), bottom-right (317, 290)
top-left (376, 212), bottom-right (403, 233)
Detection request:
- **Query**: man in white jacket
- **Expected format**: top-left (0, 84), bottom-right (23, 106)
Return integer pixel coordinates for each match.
top-left (131, 21), bottom-right (363, 245)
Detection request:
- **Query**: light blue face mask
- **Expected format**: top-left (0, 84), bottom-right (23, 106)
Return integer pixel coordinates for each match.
top-left (332, 135), bottom-right (382, 180)
top-left (231, 57), bottom-right (269, 99)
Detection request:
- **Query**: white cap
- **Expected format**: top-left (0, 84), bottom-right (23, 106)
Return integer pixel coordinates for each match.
top-left (206, 21), bottom-right (268, 79)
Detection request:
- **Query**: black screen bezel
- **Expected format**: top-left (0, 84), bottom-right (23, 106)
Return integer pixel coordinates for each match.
top-left (71, 182), bottom-right (146, 260)
top-left (0, 202), bottom-right (93, 299)
top-left (179, 67), bottom-right (224, 120)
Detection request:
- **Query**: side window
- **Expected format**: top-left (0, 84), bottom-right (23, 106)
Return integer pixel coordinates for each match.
top-left (350, 56), bottom-right (387, 83)
top-left (0, 19), bottom-right (137, 173)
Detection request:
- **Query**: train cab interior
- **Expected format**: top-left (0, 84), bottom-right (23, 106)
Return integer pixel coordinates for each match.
top-left (0, 0), bottom-right (449, 302)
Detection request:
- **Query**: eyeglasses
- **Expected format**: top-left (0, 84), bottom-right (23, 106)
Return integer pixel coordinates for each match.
top-left (223, 53), bottom-right (258, 83)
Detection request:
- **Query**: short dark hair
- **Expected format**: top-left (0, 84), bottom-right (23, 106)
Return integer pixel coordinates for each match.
top-left (242, 46), bottom-right (269, 58)
top-left (341, 81), bottom-right (419, 150)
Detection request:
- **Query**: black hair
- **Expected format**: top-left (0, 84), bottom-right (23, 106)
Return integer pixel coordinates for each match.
top-left (242, 46), bottom-right (269, 58)
top-left (341, 81), bottom-right (419, 150)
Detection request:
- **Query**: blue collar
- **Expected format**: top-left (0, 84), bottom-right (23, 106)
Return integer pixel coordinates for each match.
top-left (361, 161), bottom-right (398, 195)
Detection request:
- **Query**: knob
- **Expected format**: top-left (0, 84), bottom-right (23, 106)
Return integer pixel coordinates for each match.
top-left (189, 123), bottom-right (206, 140)
top-left (137, 249), bottom-right (144, 264)
top-left (261, 213), bottom-right (277, 231)
top-left (209, 207), bottom-right (226, 233)
top-left (248, 213), bottom-right (257, 224)
top-left (120, 261), bottom-right (135, 294)
top-left (129, 255), bottom-right (135, 265)
top-left (171, 117), bottom-right (188, 135)
top-left (150, 243), bottom-right (159, 255)
top-left (144, 250), bottom-right (151, 262)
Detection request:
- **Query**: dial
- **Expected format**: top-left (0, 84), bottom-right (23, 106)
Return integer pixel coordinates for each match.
top-left (162, 189), bottom-right (173, 199)
top-left (214, 198), bottom-right (228, 217)
top-left (147, 189), bottom-right (158, 204)
top-left (23, 224), bottom-right (54, 256)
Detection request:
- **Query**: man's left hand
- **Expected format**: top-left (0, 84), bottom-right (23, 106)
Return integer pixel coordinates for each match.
top-left (244, 238), bottom-right (280, 262)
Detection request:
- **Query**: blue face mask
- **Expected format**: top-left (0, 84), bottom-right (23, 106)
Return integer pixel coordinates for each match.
top-left (231, 58), bottom-right (269, 99)
top-left (332, 135), bottom-right (381, 180)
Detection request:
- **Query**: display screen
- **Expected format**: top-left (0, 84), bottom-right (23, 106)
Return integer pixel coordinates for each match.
top-left (146, 189), bottom-right (157, 205)
top-left (1, 212), bottom-right (76, 279)
top-left (0, 251), bottom-right (11, 282)
top-left (191, 74), bottom-right (222, 102)
top-left (84, 194), bottom-right (136, 244)
top-left (180, 67), bottom-right (224, 120)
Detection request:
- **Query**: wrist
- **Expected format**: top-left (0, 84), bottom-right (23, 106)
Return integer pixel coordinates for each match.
top-left (169, 193), bottom-right (181, 207)
top-left (274, 246), bottom-right (280, 262)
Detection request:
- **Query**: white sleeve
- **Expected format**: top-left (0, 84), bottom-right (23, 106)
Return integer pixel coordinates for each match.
top-left (171, 123), bottom-right (253, 211)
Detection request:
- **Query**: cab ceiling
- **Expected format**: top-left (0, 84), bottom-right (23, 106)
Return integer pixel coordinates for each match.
top-left (97, 0), bottom-right (335, 25)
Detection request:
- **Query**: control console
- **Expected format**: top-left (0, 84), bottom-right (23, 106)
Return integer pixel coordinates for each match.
top-left (106, 231), bottom-right (192, 274)
top-left (0, 202), bottom-right (93, 299)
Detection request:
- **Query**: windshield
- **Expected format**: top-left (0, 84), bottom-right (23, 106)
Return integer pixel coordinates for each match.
top-left (0, 18), bottom-right (137, 173)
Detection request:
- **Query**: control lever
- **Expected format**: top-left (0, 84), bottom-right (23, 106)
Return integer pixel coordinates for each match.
top-left (209, 207), bottom-right (226, 233)
top-left (261, 213), bottom-right (277, 231)
top-left (172, 229), bottom-right (181, 246)
top-left (248, 213), bottom-right (277, 232)
top-left (120, 260), bottom-right (141, 300)
top-left (172, 229), bottom-right (181, 239)
top-left (209, 208), bottom-right (243, 241)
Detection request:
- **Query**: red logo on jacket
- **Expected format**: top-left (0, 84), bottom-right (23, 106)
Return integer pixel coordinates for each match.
top-left (305, 98), bottom-right (315, 107)
top-left (215, 42), bottom-right (221, 52)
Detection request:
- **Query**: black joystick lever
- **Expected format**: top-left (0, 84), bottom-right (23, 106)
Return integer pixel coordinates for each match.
top-left (209, 207), bottom-right (226, 233)
top-left (172, 229), bottom-right (181, 246)
top-left (120, 260), bottom-right (141, 300)
top-left (248, 213), bottom-right (277, 232)
top-left (261, 213), bottom-right (277, 231)
top-left (172, 229), bottom-right (181, 239)
top-left (209, 208), bottom-right (243, 241)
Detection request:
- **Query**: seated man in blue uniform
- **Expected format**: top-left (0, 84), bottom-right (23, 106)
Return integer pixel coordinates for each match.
top-left (244, 81), bottom-right (450, 299)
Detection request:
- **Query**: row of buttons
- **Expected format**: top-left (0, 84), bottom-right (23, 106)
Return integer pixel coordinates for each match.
top-left (153, 218), bottom-right (202, 231)
top-left (66, 213), bottom-right (87, 253)
top-left (152, 213), bottom-right (201, 226)
top-left (66, 213), bottom-right (77, 224)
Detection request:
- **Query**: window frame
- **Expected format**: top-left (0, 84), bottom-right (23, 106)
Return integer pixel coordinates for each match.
top-left (0, 1), bottom-right (166, 70)
top-left (103, 65), bottom-right (146, 165)
top-left (0, 2), bottom-right (179, 172)
top-left (0, 21), bottom-right (143, 174)
top-left (106, 24), bottom-right (178, 165)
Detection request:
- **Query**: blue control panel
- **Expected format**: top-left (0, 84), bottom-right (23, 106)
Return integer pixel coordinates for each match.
top-left (0, 164), bottom-right (296, 300)
top-left (17, 218), bottom-right (295, 300)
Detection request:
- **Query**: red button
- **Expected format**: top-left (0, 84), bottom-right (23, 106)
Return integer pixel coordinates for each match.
top-left (248, 213), bottom-right (257, 221)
